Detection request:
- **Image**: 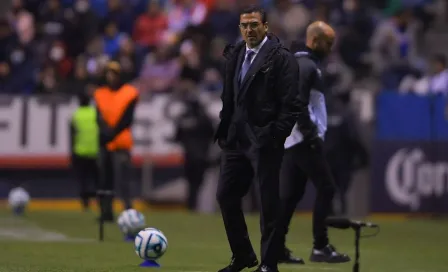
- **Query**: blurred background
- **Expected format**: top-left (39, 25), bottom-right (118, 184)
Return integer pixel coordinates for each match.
top-left (0, 0), bottom-right (447, 217)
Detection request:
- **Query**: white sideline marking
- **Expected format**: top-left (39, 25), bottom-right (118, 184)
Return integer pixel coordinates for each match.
top-left (0, 217), bottom-right (93, 242)
top-left (171, 270), bottom-right (208, 272)
top-left (289, 267), bottom-right (342, 271)
top-left (165, 263), bottom-right (342, 272)
top-left (168, 269), bottom-right (341, 272)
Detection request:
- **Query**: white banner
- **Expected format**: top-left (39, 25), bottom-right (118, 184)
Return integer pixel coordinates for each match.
top-left (0, 94), bottom-right (222, 166)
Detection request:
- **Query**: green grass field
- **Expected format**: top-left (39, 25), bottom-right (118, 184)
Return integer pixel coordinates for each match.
top-left (0, 210), bottom-right (447, 272)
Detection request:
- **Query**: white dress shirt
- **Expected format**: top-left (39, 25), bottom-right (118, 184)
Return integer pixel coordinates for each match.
top-left (244, 35), bottom-right (268, 65)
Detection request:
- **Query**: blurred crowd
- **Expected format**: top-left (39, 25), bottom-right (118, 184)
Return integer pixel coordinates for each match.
top-left (0, 0), bottom-right (446, 96)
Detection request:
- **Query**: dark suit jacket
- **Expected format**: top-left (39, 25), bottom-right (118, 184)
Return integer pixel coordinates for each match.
top-left (214, 34), bottom-right (301, 149)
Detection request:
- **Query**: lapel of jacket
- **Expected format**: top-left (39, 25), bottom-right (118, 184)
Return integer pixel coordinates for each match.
top-left (233, 47), bottom-right (245, 94)
top-left (238, 39), bottom-right (273, 101)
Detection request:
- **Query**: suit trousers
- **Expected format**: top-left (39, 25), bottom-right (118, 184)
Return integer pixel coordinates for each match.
top-left (216, 142), bottom-right (284, 267)
top-left (98, 148), bottom-right (133, 212)
top-left (277, 139), bottom-right (336, 250)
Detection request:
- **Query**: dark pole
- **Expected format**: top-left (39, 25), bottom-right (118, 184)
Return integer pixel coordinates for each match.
top-left (353, 227), bottom-right (361, 272)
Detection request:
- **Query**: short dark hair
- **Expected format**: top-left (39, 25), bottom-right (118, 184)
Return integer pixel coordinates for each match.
top-left (432, 54), bottom-right (447, 67)
top-left (78, 92), bottom-right (91, 106)
top-left (239, 6), bottom-right (267, 23)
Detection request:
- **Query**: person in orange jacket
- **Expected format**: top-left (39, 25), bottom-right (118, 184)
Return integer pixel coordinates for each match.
top-left (93, 61), bottom-right (139, 221)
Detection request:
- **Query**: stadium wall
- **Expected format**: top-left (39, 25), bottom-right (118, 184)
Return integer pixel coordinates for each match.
top-left (3, 92), bottom-right (447, 215)
top-left (0, 94), bottom-right (319, 212)
top-left (372, 92), bottom-right (448, 213)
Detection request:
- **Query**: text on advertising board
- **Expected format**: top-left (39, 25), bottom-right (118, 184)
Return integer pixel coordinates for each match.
top-left (0, 94), bottom-right (221, 168)
top-left (385, 148), bottom-right (448, 211)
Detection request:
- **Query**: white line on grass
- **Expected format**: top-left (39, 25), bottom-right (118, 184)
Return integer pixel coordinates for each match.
top-left (187, 243), bottom-right (369, 254)
top-left (285, 266), bottom-right (342, 271)
top-left (0, 216), bottom-right (94, 242)
top-left (170, 270), bottom-right (209, 272)
top-left (166, 267), bottom-right (342, 272)
top-left (163, 263), bottom-right (342, 272)
top-left (409, 270), bottom-right (442, 272)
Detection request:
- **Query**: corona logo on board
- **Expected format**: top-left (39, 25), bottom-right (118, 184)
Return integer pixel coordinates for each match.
top-left (385, 148), bottom-right (448, 211)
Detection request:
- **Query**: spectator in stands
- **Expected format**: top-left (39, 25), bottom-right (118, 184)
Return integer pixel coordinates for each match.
top-left (0, 61), bottom-right (12, 93)
top-left (0, 19), bottom-right (15, 64)
top-left (103, 0), bottom-right (134, 34)
top-left (89, 0), bottom-right (109, 18)
top-left (133, 0), bottom-right (168, 52)
top-left (199, 67), bottom-right (222, 93)
top-left (102, 20), bottom-right (126, 58)
top-left (314, 1), bottom-right (331, 22)
top-left (204, 37), bottom-right (226, 78)
top-left (206, 0), bottom-right (239, 44)
top-left (69, 0), bottom-right (100, 57)
top-left (179, 39), bottom-right (202, 83)
top-left (428, 54), bottom-right (448, 94)
top-left (268, 0), bottom-right (310, 43)
top-left (324, 54), bottom-right (355, 94)
top-left (167, 0), bottom-right (207, 35)
top-left (47, 40), bottom-right (73, 79)
top-left (4, 42), bottom-right (36, 94)
top-left (77, 36), bottom-right (110, 85)
top-left (9, 0), bottom-right (35, 46)
top-left (36, 63), bottom-right (60, 93)
top-left (8, 0), bottom-right (38, 67)
top-left (370, 7), bottom-right (422, 89)
top-left (38, 0), bottom-right (67, 43)
top-left (175, 95), bottom-right (215, 212)
top-left (408, 0), bottom-right (436, 33)
top-left (325, 92), bottom-right (368, 216)
top-left (399, 54), bottom-right (448, 95)
top-left (337, 0), bottom-right (375, 79)
top-left (113, 35), bottom-right (141, 83)
top-left (65, 61), bottom-right (91, 95)
top-left (138, 39), bottom-right (180, 92)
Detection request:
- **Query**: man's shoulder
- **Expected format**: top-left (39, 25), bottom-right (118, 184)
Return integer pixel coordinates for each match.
top-left (262, 43), bottom-right (292, 69)
top-left (223, 40), bottom-right (245, 59)
top-left (296, 54), bottom-right (317, 69)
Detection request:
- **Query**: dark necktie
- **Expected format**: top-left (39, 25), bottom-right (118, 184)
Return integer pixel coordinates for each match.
top-left (239, 50), bottom-right (255, 85)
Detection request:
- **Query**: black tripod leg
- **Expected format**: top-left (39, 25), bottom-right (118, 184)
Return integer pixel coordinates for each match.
top-left (98, 192), bottom-right (104, 241)
top-left (97, 190), bottom-right (114, 242)
top-left (353, 228), bottom-right (361, 272)
top-left (97, 191), bottom-right (105, 242)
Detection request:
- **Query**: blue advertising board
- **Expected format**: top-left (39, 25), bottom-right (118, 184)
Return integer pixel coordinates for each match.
top-left (372, 92), bottom-right (448, 213)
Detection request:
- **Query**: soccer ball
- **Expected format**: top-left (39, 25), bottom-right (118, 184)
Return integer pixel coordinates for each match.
top-left (134, 228), bottom-right (168, 260)
top-left (8, 187), bottom-right (30, 215)
top-left (117, 209), bottom-right (146, 237)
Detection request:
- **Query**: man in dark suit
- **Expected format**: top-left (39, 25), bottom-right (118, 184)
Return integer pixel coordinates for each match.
top-left (214, 6), bottom-right (301, 272)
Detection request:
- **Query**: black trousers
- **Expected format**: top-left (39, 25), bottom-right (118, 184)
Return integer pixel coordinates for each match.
top-left (216, 144), bottom-right (284, 267)
top-left (278, 139), bottom-right (336, 250)
top-left (328, 161), bottom-right (351, 215)
top-left (72, 155), bottom-right (99, 208)
top-left (98, 149), bottom-right (132, 214)
top-left (184, 158), bottom-right (207, 211)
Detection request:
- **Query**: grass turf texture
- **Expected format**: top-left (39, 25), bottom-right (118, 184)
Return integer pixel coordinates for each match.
top-left (0, 210), bottom-right (447, 272)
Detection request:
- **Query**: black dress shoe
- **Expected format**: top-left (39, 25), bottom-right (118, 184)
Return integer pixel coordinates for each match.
top-left (278, 247), bottom-right (305, 264)
top-left (218, 255), bottom-right (258, 272)
top-left (252, 265), bottom-right (279, 272)
top-left (310, 244), bottom-right (351, 263)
